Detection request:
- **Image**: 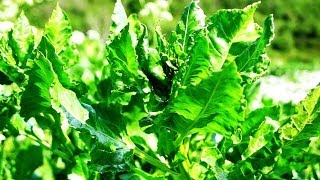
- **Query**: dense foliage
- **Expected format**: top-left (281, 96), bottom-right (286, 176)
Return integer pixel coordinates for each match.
top-left (1, 0), bottom-right (319, 179)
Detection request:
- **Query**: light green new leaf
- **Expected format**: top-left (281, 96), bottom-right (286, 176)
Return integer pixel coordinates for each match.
top-left (155, 26), bottom-right (167, 55)
top-left (106, 22), bottom-right (152, 129)
top-left (44, 4), bottom-right (72, 53)
top-left (51, 80), bottom-right (89, 123)
top-left (166, 62), bottom-right (243, 145)
top-left (206, 2), bottom-right (260, 71)
top-left (8, 11), bottom-right (34, 66)
top-left (280, 86), bottom-right (320, 146)
top-left (175, 0), bottom-right (206, 51)
top-left (20, 52), bottom-right (54, 119)
top-left (235, 15), bottom-right (275, 83)
top-left (0, 38), bottom-right (25, 84)
top-left (108, 0), bottom-right (128, 42)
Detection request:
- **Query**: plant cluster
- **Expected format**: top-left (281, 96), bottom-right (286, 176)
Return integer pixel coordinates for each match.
top-left (0, 0), bottom-right (319, 179)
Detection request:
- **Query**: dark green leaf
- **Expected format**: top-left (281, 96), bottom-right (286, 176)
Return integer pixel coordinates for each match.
top-left (20, 52), bottom-right (54, 119)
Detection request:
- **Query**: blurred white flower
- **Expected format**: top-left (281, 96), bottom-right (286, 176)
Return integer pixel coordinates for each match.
top-left (70, 30), bottom-right (85, 44)
top-left (0, 3), bottom-right (19, 19)
top-left (0, 21), bottom-right (14, 32)
top-left (156, 0), bottom-right (169, 9)
top-left (160, 11), bottom-right (173, 21)
top-left (139, 0), bottom-right (173, 22)
top-left (87, 30), bottom-right (100, 40)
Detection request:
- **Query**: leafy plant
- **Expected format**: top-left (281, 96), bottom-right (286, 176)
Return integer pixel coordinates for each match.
top-left (0, 0), bottom-right (319, 179)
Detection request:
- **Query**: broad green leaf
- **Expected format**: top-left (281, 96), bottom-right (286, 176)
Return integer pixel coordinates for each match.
top-left (206, 2), bottom-right (260, 70)
top-left (107, 24), bottom-right (150, 108)
top-left (37, 37), bottom-right (86, 95)
top-left (176, 32), bottom-right (212, 88)
top-left (135, 23), bottom-right (166, 87)
top-left (20, 52), bottom-right (54, 120)
top-left (44, 4), bottom-right (72, 53)
top-left (108, 0), bottom-right (128, 42)
top-left (19, 51), bottom-right (76, 162)
top-left (163, 62), bottom-right (243, 145)
top-left (64, 107), bottom-right (133, 173)
top-left (108, 25), bottom-right (139, 78)
top-left (235, 15), bottom-right (275, 83)
top-left (51, 80), bottom-right (89, 123)
top-left (175, 0), bottom-right (205, 51)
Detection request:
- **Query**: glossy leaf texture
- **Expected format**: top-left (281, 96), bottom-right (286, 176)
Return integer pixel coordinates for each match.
top-left (158, 62), bottom-right (243, 146)
top-left (174, 0), bottom-right (206, 52)
top-left (206, 2), bottom-right (261, 71)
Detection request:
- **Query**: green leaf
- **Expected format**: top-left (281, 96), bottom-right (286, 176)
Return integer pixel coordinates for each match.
top-left (242, 106), bottom-right (280, 137)
top-left (51, 80), bottom-right (89, 123)
top-left (108, 0), bottom-right (128, 42)
top-left (235, 15), bottom-right (275, 83)
top-left (108, 25), bottom-right (139, 78)
top-left (107, 24), bottom-right (150, 108)
top-left (206, 2), bottom-right (260, 70)
top-left (8, 11), bottom-right (34, 66)
top-left (280, 86), bottom-right (320, 146)
top-left (176, 32), bottom-right (212, 88)
top-left (162, 62), bottom-right (243, 145)
top-left (44, 3), bottom-right (72, 53)
top-left (37, 37), bottom-right (86, 95)
top-left (242, 117), bottom-right (280, 158)
top-left (175, 1), bottom-right (206, 51)
top-left (20, 52), bottom-right (54, 119)
top-left (135, 23), bottom-right (166, 90)
top-left (64, 106), bottom-right (134, 173)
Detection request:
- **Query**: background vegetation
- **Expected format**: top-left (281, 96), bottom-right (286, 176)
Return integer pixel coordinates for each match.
top-left (1, 0), bottom-right (320, 65)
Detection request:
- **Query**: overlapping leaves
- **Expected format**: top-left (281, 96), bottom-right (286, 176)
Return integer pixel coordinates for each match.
top-left (3, 0), bottom-right (319, 179)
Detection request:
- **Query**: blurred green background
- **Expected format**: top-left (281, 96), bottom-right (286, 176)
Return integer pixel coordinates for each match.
top-left (1, 0), bottom-right (320, 66)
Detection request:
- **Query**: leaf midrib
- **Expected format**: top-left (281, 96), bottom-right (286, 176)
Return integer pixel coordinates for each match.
top-left (175, 74), bottom-right (222, 146)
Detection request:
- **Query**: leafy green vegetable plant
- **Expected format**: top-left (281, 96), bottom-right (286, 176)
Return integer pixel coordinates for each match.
top-left (1, 0), bottom-right (319, 179)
